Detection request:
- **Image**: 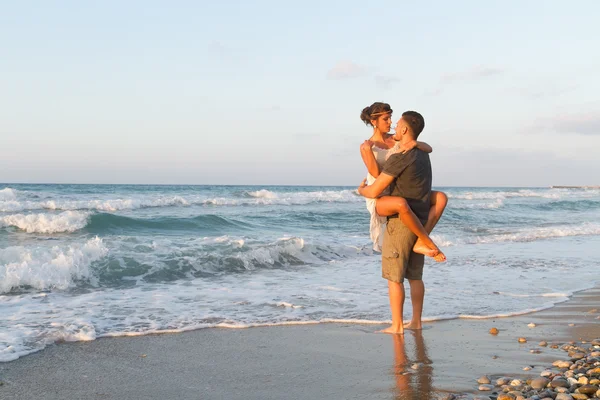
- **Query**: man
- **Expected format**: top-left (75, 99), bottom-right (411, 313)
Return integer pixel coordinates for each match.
top-left (358, 110), bottom-right (433, 335)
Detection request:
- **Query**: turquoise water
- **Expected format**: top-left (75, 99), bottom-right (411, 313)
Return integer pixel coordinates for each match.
top-left (1, 184), bottom-right (599, 361)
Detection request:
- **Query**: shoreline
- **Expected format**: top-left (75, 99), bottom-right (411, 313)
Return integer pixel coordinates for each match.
top-left (1, 286), bottom-right (600, 399)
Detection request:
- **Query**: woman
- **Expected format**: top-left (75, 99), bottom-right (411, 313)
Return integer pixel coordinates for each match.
top-left (359, 102), bottom-right (447, 261)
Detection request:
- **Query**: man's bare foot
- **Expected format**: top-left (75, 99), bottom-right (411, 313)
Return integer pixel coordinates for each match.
top-left (378, 325), bottom-right (404, 335)
top-left (412, 239), bottom-right (438, 257)
top-left (403, 321), bottom-right (423, 330)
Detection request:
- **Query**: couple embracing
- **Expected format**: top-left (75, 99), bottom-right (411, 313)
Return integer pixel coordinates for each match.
top-left (357, 102), bottom-right (447, 335)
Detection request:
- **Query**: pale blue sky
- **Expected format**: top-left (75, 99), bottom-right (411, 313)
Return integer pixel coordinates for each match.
top-left (1, 1), bottom-right (599, 186)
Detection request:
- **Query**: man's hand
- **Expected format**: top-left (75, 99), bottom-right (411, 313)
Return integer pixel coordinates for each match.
top-left (397, 139), bottom-right (417, 154)
top-left (357, 178), bottom-right (368, 195)
top-left (359, 140), bottom-right (373, 153)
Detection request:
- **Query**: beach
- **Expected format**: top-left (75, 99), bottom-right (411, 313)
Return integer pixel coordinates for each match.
top-left (1, 286), bottom-right (599, 399)
top-left (1, 184), bottom-right (599, 399)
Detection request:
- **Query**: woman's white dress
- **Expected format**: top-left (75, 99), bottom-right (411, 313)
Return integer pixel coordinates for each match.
top-left (366, 142), bottom-right (400, 251)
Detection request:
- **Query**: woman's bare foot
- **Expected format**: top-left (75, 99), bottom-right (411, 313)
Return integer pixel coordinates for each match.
top-left (403, 321), bottom-right (422, 330)
top-left (433, 251), bottom-right (446, 262)
top-left (378, 325), bottom-right (404, 335)
top-left (412, 239), bottom-right (445, 262)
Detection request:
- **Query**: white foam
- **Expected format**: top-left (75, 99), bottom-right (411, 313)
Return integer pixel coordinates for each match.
top-left (203, 190), bottom-right (360, 206)
top-left (246, 189), bottom-right (277, 199)
top-left (0, 188), bottom-right (18, 201)
top-left (448, 189), bottom-right (562, 200)
top-left (1, 196), bottom-right (191, 213)
top-left (0, 237), bottom-right (108, 293)
top-left (432, 223), bottom-right (600, 247)
top-left (0, 211), bottom-right (90, 233)
top-left (275, 302), bottom-right (303, 309)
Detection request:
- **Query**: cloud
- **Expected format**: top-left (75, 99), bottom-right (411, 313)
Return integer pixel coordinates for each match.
top-left (441, 66), bottom-right (505, 84)
top-left (427, 65), bottom-right (505, 96)
top-left (433, 147), bottom-right (598, 187)
top-left (519, 84), bottom-right (579, 99)
top-left (326, 60), bottom-right (368, 80)
top-left (546, 112), bottom-right (600, 135)
top-left (374, 75), bottom-right (400, 89)
top-left (207, 41), bottom-right (241, 62)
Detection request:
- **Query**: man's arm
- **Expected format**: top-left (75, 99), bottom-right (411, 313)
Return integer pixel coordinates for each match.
top-left (398, 140), bottom-right (433, 154)
top-left (357, 173), bottom-right (395, 199)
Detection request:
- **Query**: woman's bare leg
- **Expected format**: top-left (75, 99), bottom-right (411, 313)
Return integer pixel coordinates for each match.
top-left (376, 196), bottom-right (442, 259)
top-left (413, 191), bottom-right (448, 262)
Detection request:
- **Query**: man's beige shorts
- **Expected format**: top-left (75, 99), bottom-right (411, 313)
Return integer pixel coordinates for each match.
top-left (381, 218), bottom-right (425, 283)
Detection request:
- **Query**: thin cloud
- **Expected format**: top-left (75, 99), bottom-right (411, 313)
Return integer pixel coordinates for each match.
top-left (427, 65), bottom-right (505, 96)
top-left (207, 41), bottom-right (241, 62)
top-left (441, 66), bottom-right (505, 84)
top-left (519, 83), bottom-right (579, 99)
top-left (326, 60), bottom-right (368, 80)
top-left (375, 75), bottom-right (400, 89)
top-left (548, 113), bottom-right (600, 135)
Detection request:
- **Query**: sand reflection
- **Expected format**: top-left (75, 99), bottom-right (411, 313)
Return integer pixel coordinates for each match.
top-left (391, 331), bottom-right (434, 400)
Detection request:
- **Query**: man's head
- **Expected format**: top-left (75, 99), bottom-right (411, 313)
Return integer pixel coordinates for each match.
top-left (393, 111), bottom-right (425, 141)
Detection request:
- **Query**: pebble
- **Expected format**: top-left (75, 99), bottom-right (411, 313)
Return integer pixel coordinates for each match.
top-left (555, 394), bottom-right (574, 400)
top-left (568, 323), bottom-right (575, 327)
top-left (528, 323), bottom-right (537, 328)
top-left (455, 338), bottom-right (600, 399)
top-left (569, 352), bottom-right (585, 360)
top-left (550, 378), bottom-right (569, 388)
top-left (518, 337), bottom-right (528, 343)
top-left (530, 378), bottom-right (550, 390)
top-left (530, 349), bottom-right (542, 354)
top-left (490, 327), bottom-right (499, 335)
top-left (497, 394), bottom-right (514, 400)
top-left (571, 394), bottom-right (588, 400)
top-left (567, 377), bottom-right (578, 386)
top-left (539, 341), bottom-right (548, 347)
top-left (578, 384), bottom-right (598, 395)
top-left (553, 360), bottom-right (573, 368)
top-left (496, 377), bottom-right (510, 386)
top-left (578, 376), bottom-right (589, 385)
top-left (410, 363), bottom-right (419, 370)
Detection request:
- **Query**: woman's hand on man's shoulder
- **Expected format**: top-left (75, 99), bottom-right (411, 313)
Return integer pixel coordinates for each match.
top-left (360, 140), bottom-right (373, 152)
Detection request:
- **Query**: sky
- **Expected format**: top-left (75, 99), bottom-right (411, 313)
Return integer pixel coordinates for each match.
top-left (1, 0), bottom-right (599, 186)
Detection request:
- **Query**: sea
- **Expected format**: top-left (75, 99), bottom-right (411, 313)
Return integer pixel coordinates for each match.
top-left (1, 184), bottom-right (599, 362)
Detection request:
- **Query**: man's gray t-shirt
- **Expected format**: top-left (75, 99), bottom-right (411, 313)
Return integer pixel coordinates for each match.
top-left (382, 149), bottom-right (432, 223)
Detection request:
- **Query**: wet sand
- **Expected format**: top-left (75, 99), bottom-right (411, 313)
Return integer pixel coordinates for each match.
top-left (1, 287), bottom-right (599, 400)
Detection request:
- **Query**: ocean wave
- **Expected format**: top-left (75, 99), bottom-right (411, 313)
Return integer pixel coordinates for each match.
top-left (448, 189), bottom-right (562, 200)
top-left (244, 189), bottom-right (278, 199)
top-left (432, 223), bottom-right (600, 246)
top-left (0, 188), bottom-right (18, 201)
top-left (0, 211), bottom-right (90, 233)
top-left (86, 213), bottom-right (252, 234)
top-left (450, 198), bottom-right (505, 209)
top-left (0, 237), bottom-right (108, 293)
top-left (41, 196), bottom-right (190, 212)
top-left (204, 189), bottom-right (361, 206)
top-left (0, 190), bottom-right (361, 212)
top-left (96, 236), bottom-right (370, 284)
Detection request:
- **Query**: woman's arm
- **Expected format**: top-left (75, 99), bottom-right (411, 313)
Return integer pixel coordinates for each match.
top-left (360, 141), bottom-right (380, 177)
top-left (398, 140), bottom-right (433, 154)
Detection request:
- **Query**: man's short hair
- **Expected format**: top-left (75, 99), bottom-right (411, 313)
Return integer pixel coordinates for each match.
top-left (402, 111), bottom-right (425, 138)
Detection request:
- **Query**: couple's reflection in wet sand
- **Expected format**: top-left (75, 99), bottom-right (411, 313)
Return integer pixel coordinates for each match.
top-left (391, 331), bottom-right (435, 400)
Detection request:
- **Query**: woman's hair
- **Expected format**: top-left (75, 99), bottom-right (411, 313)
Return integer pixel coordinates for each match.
top-left (360, 102), bottom-right (393, 127)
